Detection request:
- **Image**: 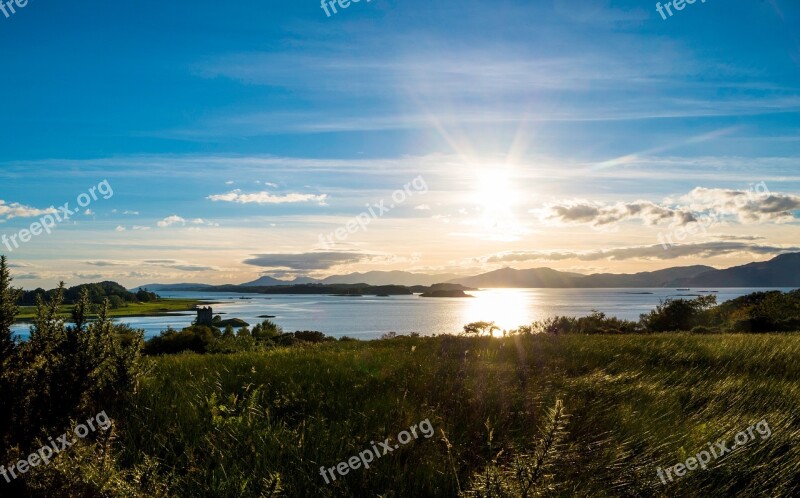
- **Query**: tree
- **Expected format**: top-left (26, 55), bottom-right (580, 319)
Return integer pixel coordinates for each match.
top-left (0, 256), bottom-right (22, 449)
top-left (135, 287), bottom-right (158, 302)
top-left (71, 287), bottom-right (92, 334)
top-left (108, 294), bottom-right (125, 309)
top-left (252, 319), bottom-right (282, 342)
top-left (0, 255), bottom-right (21, 363)
top-left (463, 321), bottom-right (500, 336)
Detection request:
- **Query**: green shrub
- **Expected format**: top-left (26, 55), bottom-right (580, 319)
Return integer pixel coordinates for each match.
top-left (640, 295), bottom-right (717, 332)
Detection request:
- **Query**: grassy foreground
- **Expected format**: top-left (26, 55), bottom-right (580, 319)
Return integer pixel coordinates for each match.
top-left (116, 333), bottom-right (800, 497)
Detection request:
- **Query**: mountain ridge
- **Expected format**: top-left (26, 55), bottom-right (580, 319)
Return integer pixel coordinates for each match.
top-left (133, 253), bottom-right (800, 291)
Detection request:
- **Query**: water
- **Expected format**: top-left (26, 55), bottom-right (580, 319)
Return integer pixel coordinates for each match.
top-left (11, 288), bottom-right (796, 340)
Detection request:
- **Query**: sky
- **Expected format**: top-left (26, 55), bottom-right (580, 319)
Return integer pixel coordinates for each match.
top-left (0, 0), bottom-right (799, 288)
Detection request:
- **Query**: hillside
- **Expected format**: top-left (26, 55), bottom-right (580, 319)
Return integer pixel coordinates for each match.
top-left (137, 253), bottom-right (800, 291)
top-left (673, 253), bottom-right (800, 287)
top-left (450, 254), bottom-right (800, 288)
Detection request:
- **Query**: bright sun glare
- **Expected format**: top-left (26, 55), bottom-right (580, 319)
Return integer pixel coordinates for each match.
top-left (473, 167), bottom-right (526, 240)
top-left (462, 289), bottom-right (533, 335)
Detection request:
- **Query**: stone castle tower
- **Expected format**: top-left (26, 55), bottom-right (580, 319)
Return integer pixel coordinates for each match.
top-left (196, 306), bottom-right (213, 326)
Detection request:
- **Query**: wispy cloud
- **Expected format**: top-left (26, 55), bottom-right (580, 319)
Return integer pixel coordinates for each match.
top-left (208, 190), bottom-right (327, 205)
top-left (243, 252), bottom-right (372, 271)
top-left (142, 259), bottom-right (218, 272)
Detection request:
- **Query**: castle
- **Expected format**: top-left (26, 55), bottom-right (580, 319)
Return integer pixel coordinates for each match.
top-left (196, 306), bottom-right (214, 326)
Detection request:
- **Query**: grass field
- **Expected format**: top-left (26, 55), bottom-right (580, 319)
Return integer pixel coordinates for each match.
top-left (14, 298), bottom-right (206, 321)
top-left (114, 333), bottom-right (800, 497)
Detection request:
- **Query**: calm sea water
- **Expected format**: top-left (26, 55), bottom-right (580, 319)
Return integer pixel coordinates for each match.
top-left (11, 288), bottom-right (796, 340)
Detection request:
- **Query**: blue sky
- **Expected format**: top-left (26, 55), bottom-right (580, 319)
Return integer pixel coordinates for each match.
top-left (0, 0), bottom-right (799, 287)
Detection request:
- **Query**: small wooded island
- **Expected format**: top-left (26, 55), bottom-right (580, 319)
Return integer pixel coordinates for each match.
top-left (419, 289), bottom-right (474, 298)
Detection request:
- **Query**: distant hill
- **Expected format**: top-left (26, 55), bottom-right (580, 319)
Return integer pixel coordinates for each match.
top-left (22, 281), bottom-right (157, 306)
top-left (320, 271), bottom-right (460, 286)
top-left (135, 253), bottom-right (800, 291)
top-left (449, 267), bottom-right (584, 288)
top-left (448, 261), bottom-right (784, 288)
top-left (133, 283), bottom-right (215, 292)
top-left (240, 272), bottom-right (460, 287)
top-left (671, 253), bottom-right (800, 287)
top-left (241, 275), bottom-right (304, 287)
top-left (576, 265), bottom-right (715, 288)
top-left (181, 283), bottom-right (416, 296)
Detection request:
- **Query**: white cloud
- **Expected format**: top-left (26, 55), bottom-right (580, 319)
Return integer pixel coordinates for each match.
top-left (115, 225), bottom-right (126, 232)
top-left (537, 186), bottom-right (800, 228)
top-left (157, 215), bottom-right (186, 228)
top-left (0, 200), bottom-right (57, 220)
top-left (536, 200), bottom-right (696, 228)
top-left (189, 218), bottom-right (220, 227)
top-left (207, 190), bottom-right (327, 205)
top-left (679, 186), bottom-right (800, 224)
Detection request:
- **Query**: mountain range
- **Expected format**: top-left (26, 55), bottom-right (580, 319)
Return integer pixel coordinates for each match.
top-left (137, 253), bottom-right (800, 291)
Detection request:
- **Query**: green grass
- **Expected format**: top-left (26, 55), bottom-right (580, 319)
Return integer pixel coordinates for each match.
top-left (15, 298), bottom-right (206, 321)
top-left (115, 334), bottom-right (800, 497)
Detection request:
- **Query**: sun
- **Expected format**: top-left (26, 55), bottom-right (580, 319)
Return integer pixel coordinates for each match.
top-left (473, 166), bottom-right (524, 236)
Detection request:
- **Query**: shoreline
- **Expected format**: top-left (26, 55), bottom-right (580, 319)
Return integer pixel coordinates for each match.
top-left (14, 298), bottom-right (218, 323)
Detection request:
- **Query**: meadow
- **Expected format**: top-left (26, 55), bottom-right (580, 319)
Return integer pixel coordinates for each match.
top-left (14, 298), bottom-right (204, 321)
top-left (3, 261), bottom-right (798, 496)
top-left (110, 333), bottom-right (799, 497)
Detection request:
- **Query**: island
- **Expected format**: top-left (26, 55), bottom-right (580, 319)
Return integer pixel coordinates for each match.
top-left (419, 289), bottom-right (474, 298)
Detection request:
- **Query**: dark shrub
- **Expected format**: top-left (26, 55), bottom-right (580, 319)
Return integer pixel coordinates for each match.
top-left (144, 325), bottom-right (218, 355)
top-left (293, 330), bottom-right (329, 343)
top-left (640, 295), bottom-right (717, 332)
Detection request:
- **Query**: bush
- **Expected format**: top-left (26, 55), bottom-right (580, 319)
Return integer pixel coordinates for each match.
top-left (0, 258), bottom-right (144, 496)
top-left (527, 311), bottom-right (640, 335)
top-left (143, 325), bottom-right (218, 355)
top-left (640, 295), bottom-right (717, 332)
top-left (293, 331), bottom-right (330, 343)
top-left (252, 319), bottom-right (282, 342)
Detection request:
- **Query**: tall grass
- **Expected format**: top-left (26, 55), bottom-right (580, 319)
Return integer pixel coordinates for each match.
top-left (114, 334), bottom-right (800, 497)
